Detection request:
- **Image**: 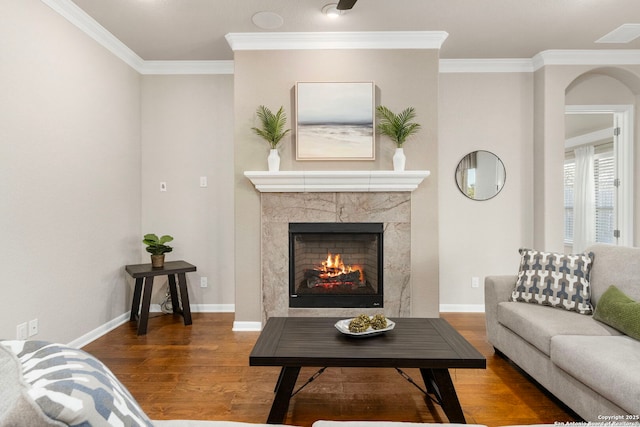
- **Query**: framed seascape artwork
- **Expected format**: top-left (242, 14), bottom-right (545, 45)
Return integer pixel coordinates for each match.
top-left (296, 82), bottom-right (375, 161)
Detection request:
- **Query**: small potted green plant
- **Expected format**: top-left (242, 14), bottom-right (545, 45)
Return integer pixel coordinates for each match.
top-left (251, 105), bottom-right (291, 172)
top-left (376, 105), bottom-right (422, 171)
top-left (142, 233), bottom-right (173, 268)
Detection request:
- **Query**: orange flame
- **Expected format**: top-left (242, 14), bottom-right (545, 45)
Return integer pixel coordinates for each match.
top-left (318, 253), bottom-right (364, 283)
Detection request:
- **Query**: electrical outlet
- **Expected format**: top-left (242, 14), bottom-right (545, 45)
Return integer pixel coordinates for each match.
top-left (200, 176), bottom-right (208, 187)
top-left (200, 277), bottom-right (208, 288)
top-left (471, 277), bottom-right (480, 288)
top-left (17, 323), bottom-right (28, 340)
top-left (28, 318), bottom-right (39, 337)
top-left (160, 182), bottom-right (167, 192)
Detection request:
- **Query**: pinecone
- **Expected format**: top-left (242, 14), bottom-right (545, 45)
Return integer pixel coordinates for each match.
top-left (348, 316), bottom-right (370, 333)
top-left (370, 314), bottom-right (387, 330)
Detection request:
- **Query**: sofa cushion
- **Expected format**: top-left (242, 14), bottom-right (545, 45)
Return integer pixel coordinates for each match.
top-left (551, 335), bottom-right (640, 415)
top-left (497, 301), bottom-right (620, 356)
top-left (0, 340), bottom-right (153, 427)
top-left (587, 244), bottom-right (640, 305)
top-left (593, 285), bottom-right (640, 341)
top-left (511, 249), bottom-right (594, 314)
top-left (312, 421), bottom-right (482, 427)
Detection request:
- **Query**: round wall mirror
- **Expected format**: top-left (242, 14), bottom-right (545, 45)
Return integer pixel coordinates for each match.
top-left (455, 150), bottom-right (506, 201)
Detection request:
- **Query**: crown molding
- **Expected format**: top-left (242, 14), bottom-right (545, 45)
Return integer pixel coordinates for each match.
top-left (41, 0), bottom-right (145, 70)
top-left (41, 0), bottom-right (233, 75)
top-left (139, 61), bottom-right (234, 75)
top-left (532, 49), bottom-right (640, 71)
top-left (439, 58), bottom-right (534, 73)
top-left (225, 31), bottom-right (449, 51)
top-left (441, 50), bottom-right (640, 73)
top-left (38, 1), bottom-right (640, 75)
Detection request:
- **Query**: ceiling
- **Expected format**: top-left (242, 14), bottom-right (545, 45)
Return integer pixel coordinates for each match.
top-left (70, 0), bottom-right (640, 61)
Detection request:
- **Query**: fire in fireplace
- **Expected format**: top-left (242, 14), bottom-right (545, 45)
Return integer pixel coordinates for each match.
top-left (289, 222), bottom-right (383, 308)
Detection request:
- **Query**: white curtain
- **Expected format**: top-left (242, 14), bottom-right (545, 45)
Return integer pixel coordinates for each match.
top-left (573, 145), bottom-right (595, 252)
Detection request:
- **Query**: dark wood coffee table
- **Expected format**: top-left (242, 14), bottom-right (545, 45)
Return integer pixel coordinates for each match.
top-left (250, 317), bottom-right (486, 424)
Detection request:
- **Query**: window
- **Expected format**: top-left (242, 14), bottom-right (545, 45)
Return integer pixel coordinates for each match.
top-left (565, 105), bottom-right (634, 247)
top-left (563, 160), bottom-right (575, 244)
top-left (563, 143), bottom-right (615, 246)
top-left (594, 152), bottom-right (615, 244)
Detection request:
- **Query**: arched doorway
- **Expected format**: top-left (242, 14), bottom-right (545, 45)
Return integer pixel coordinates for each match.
top-left (564, 67), bottom-right (639, 249)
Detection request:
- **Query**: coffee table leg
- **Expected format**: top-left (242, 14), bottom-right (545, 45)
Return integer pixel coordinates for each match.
top-left (420, 368), bottom-right (466, 423)
top-left (267, 366), bottom-right (301, 424)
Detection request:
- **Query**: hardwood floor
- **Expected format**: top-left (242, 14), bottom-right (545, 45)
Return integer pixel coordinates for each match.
top-left (82, 312), bottom-right (579, 426)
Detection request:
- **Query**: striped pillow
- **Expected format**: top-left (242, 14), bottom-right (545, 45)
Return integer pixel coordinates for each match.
top-left (0, 340), bottom-right (153, 427)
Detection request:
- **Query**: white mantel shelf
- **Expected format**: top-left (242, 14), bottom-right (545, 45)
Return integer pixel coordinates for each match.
top-left (244, 170), bottom-right (430, 193)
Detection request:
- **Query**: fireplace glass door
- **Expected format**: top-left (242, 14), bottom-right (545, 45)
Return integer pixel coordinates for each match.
top-left (289, 223), bottom-right (383, 308)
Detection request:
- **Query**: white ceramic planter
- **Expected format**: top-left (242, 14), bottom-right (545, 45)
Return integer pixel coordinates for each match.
top-left (393, 147), bottom-right (406, 171)
top-left (267, 149), bottom-right (280, 172)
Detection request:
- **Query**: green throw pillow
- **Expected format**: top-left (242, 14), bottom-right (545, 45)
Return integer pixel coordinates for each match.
top-left (593, 285), bottom-right (640, 341)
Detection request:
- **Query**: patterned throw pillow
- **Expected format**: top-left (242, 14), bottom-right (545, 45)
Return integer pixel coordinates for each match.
top-left (0, 340), bottom-right (153, 427)
top-left (511, 248), bottom-right (595, 314)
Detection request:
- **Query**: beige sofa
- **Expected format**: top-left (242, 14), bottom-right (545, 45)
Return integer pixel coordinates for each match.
top-left (485, 244), bottom-right (640, 421)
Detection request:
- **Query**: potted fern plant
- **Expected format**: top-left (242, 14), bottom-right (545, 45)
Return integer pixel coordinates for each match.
top-left (142, 233), bottom-right (173, 268)
top-left (376, 105), bottom-right (422, 171)
top-left (251, 105), bottom-right (291, 172)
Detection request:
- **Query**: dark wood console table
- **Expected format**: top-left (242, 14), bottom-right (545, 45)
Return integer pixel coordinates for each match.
top-left (250, 317), bottom-right (486, 424)
top-left (125, 260), bottom-right (196, 335)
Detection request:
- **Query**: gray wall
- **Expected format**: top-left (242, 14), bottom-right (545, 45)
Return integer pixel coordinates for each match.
top-left (1, 0), bottom-right (141, 343)
top-left (233, 49), bottom-right (441, 323)
top-left (439, 66), bottom-right (640, 309)
top-left (438, 72), bottom-right (534, 308)
top-left (140, 75), bottom-right (235, 307)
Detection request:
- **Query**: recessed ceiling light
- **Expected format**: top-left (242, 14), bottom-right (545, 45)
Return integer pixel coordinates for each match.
top-left (322, 3), bottom-right (342, 18)
top-left (252, 11), bottom-right (284, 30)
top-left (596, 23), bottom-right (640, 44)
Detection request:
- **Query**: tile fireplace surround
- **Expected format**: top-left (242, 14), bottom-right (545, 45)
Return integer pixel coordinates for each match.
top-left (245, 170), bottom-right (430, 321)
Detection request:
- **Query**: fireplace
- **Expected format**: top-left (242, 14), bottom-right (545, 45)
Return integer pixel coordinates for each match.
top-left (289, 222), bottom-right (383, 308)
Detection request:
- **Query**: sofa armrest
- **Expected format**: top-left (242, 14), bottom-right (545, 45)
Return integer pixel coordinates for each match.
top-left (484, 275), bottom-right (517, 347)
top-left (485, 275), bottom-right (517, 304)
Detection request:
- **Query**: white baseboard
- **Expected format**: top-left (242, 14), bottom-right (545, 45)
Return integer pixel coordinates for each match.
top-left (439, 304), bottom-right (485, 313)
top-left (149, 304), bottom-right (235, 313)
top-left (70, 304), bottom-right (482, 348)
top-left (67, 312), bottom-right (130, 349)
top-left (232, 321), bottom-right (262, 332)
top-left (71, 304), bottom-right (237, 348)
top-left (191, 304), bottom-right (235, 312)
